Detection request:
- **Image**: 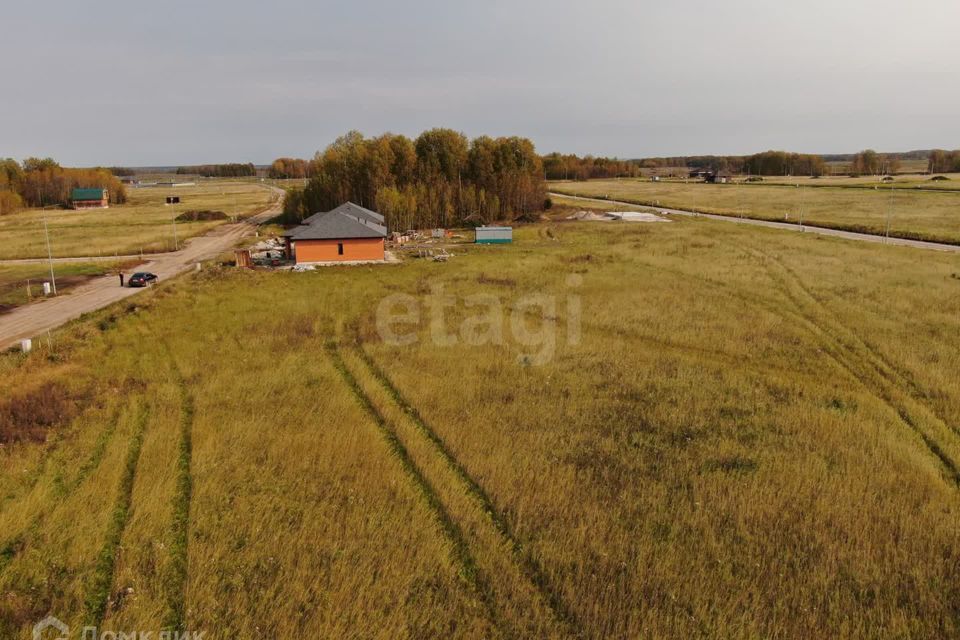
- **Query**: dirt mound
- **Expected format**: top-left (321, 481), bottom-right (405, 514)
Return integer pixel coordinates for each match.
top-left (175, 209), bottom-right (228, 222)
top-left (568, 210), bottom-right (670, 223)
top-left (568, 211), bottom-right (613, 221)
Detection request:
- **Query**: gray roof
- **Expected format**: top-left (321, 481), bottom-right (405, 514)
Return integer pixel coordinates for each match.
top-left (302, 202), bottom-right (384, 226)
top-left (287, 210), bottom-right (387, 240)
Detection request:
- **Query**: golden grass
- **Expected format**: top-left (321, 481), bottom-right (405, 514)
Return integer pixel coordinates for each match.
top-left (0, 182), bottom-right (276, 260)
top-left (551, 178), bottom-right (960, 244)
top-left (0, 218), bottom-right (959, 637)
top-left (0, 262), bottom-right (133, 311)
top-left (755, 172), bottom-right (960, 190)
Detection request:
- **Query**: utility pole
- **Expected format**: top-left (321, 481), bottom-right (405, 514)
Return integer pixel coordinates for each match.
top-left (798, 184), bottom-right (807, 230)
top-left (173, 216), bottom-right (179, 251)
top-left (43, 217), bottom-right (57, 295)
top-left (885, 185), bottom-right (894, 243)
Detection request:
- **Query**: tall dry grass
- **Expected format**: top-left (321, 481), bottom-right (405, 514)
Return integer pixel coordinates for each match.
top-left (0, 216), bottom-right (958, 637)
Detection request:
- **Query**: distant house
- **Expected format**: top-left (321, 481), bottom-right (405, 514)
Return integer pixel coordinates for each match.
top-left (283, 202), bottom-right (387, 264)
top-left (706, 172), bottom-right (733, 184)
top-left (475, 226), bottom-right (513, 244)
top-left (71, 188), bottom-right (109, 209)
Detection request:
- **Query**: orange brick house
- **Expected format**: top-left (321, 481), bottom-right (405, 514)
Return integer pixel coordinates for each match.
top-left (283, 202), bottom-right (387, 264)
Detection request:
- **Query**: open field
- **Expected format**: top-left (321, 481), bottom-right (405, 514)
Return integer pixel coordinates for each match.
top-left (1, 219), bottom-right (960, 637)
top-left (0, 262), bottom-right (134, 313)
top-left (823, 159), bottom-right (931, 176)
top-left (551, 178), bottom-right (960, 244)
top-left (0, 183), bottom-right (277, 260)
top-left (743, 172), bottom-right (960, 191)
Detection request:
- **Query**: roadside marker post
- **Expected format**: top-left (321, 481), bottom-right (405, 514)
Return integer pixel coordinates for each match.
top-left (43, 217), bottom-right (57, 295)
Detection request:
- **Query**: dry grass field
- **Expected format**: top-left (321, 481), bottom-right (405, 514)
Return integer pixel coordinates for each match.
top-left (1, 217), bottom-right (959, 638)
top-left (755, 173), bottom-right (960, 190)
top-left (551, 178), bottom-right (960, 244)
top-left (0, 263), bottom-right (127, 313)
top-left (0, 182), bottom-right (276, 261)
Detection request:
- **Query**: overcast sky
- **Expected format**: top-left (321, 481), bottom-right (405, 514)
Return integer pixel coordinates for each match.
top-left (3, 0), bottom-right (958, 166)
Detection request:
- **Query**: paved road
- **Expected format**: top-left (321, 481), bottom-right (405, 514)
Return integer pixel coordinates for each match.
top-left (552, 192), bottom-right (960, 253)
top-left (0, 187), bottom-right (283, 351)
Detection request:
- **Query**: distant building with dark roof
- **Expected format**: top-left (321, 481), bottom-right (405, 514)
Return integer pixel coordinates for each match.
top-left (71, 188), bottom-right (109, 209)
top-left (705, 172), bottom-right (733, 184)
top-left (283, 202), bottom-right (387, 263)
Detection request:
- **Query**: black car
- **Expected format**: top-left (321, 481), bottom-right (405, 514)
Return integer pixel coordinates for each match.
top-left (127, 272), bottom-right (158, 287)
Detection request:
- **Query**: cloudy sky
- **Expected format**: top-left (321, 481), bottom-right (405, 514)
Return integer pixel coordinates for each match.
top-left (3, 0), bottom-right (958, 165)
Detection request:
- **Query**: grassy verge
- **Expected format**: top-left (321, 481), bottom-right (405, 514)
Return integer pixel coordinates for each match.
top-left (0, 262), bottom-right (136, 313)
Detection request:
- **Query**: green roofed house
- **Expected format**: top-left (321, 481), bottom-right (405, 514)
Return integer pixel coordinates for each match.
top-left (71, 188), bottom-right (109, 209)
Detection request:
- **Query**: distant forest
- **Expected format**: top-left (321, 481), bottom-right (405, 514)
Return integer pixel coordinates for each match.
top-left (542, 148), bottom-right (960, 179)
top-left (0, 158), bottom-right (126, 215)
top-left (176, 163), bottom-right (256, 178)
top-left (281, 129), bottom-right (546, 230)
top-left (542, 154), bottom-right (642, 181)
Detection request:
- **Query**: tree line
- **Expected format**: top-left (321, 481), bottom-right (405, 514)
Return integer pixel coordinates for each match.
top-left (267, 158), bottom-right (310, 179)
top-left (928, 150), bottom-right (960, 174)
top-left (176, 163), bottom-right (256, 178)
top-left (742, 151), bottom-right (827, 177)
top-left (636, 150), bottom-right (916, 177)
top-left (281, 129), bottom-right (547, 230)
top-left (542, 153), bottom-right (640, 180)
top-left (0, 158), bottom-right (127, 214)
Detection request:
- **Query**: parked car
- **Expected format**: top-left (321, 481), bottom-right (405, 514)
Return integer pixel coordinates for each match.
top-left (128, 272), bottom-right (158, 287)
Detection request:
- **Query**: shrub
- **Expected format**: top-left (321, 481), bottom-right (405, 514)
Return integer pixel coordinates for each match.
top-left (0, 190), bottom-right (22, 215)
top-left (0, 381), bottom-right (78, 444)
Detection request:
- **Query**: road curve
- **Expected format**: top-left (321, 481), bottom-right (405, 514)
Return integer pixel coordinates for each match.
top-left (0, 187), bottom-right (284, 351)
top-left (551, 192), bottom-right (960, 253)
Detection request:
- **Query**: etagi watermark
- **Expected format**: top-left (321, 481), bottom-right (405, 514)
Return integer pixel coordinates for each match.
top-left (375, 275), bottom-right (582, 366)
top-left (33, 616), bottom-right (205, 640)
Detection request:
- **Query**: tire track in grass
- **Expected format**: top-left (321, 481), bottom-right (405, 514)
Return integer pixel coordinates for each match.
top-left (756, 249), bottom-right (960, 485)
top-left (354, 345), bottom-right (583, 637)
top-left (642, 234), bottom-right (960, 486)
top-left (326, 344), bottom-right (507, 638)
top-left (0, 402), bottom-right (127, 576)
top-left (731, 238), bottom-right (960, 485)
top-left (84, 400), bottom-right (151, 625)
top-left (157, 338), bottom-right (195, 634)
top-left (772, 252), bottom-right (959, 436)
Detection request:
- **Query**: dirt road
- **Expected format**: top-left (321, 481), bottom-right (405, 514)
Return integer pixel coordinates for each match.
top-left (0, 187), bottom-right (283, 351)
top-left (552, 192), bottom-right (960, 253)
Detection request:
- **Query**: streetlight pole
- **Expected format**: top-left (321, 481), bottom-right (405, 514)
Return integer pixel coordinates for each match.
top-left (43, 217), bottom-right (57, 295)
